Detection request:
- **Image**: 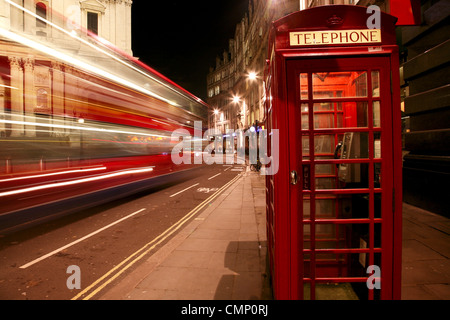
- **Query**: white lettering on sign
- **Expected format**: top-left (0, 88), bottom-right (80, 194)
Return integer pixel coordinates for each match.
top-left (289, 29), bottom-right (381, 46)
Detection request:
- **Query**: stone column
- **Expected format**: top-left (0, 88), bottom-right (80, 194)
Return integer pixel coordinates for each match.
top-left (51, 61), bottom-right (65, 130)
top-left (0, 77), bottom-right (5, 135)
top-left (23, 57), bottom-right (36, 136)
top-left (8, 56), bottom-right (24, 136)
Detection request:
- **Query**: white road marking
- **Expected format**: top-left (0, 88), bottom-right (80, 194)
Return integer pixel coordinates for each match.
top-left (169, 183), bottom-right (200, 198)
top-left (208, 173), bottom-right (222, 180)
top-left (197, 187), bottom-right (219, 193)
top-left (19, 208), bottom-right (147, 269)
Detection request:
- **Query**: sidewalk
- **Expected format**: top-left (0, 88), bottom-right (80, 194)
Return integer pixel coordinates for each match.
top-left (101, 169), bottom-right (271, 300)
top-left (100, 171), bottom-right (450, 300)
top-left (401, 203), bottom-right (450, 300)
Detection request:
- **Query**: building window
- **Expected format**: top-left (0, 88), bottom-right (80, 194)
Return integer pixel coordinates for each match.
top-left (36, 2), bottom-right (47, 28)
top-left (87, 12), bottom-right (98, 35)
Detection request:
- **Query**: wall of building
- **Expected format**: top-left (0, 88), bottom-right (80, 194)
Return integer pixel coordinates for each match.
top-left (206, 0), bottom-right (300, 132)
top-left (400, 0), bottom-right (450, 217)
top-left (0, 0), bottom-right (133, 56)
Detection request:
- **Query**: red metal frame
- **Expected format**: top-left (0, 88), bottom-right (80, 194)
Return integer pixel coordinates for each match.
top-left (265, 5), bottom-right (402, 300)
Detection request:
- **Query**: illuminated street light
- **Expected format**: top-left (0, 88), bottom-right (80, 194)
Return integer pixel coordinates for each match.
top-left (232, 96), bottom-right (240, 104)
top-left (214, 109), bottom-right (219, 115)
top-left (248, 72), bottom-right (257, 81)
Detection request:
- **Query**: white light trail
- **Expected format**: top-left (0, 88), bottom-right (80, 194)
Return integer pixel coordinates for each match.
top-left (0, 167), bottom-right (154, 197)
top-left (0, 166), bottom-right (107, 183)
top-left (0, 117), bottom-right (168, 139)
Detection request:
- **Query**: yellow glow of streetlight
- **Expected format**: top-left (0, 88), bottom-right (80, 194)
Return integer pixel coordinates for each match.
top-left (232, 96), bottom-right (240, 103)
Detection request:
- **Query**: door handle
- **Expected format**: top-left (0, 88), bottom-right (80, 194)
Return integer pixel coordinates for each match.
top-left (290, 170), bottom-right (298, 185)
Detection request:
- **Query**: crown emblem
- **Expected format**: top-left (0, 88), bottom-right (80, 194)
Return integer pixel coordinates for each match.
top-left (326, 15), bottom-right (344, 27)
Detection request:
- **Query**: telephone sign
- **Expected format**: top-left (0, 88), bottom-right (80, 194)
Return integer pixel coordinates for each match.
top-left (289, 29), bottom-right (382, 46)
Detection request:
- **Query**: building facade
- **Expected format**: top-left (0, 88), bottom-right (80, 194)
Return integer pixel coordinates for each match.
top-left (399, 0), bottom-right (449, 216)
top-left (207, 0), bottom-right (300, 133)
top-left (0, 0), bottom-right (133, 55)
top-left (0, 0), bottom-right (133, 138)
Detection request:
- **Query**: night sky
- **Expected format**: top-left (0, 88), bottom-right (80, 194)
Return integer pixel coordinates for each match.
top-left (131, 0), bottom-right (250, 101)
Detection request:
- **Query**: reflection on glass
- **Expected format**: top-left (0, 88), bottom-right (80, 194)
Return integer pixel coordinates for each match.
top-left (300, 73), bottom-right (308, 100)
top-left (315, 177), bottom-right (336, 189)
top-left (314, 102), bottom-right (368, 128)
top-left (303, 194), bottom-right (373, 220)
top-left (314, 134), bottom-right (338, 155)
top-left (315, 164), bottom-right (337, 189)
top-left (313, 102), bottom-right (335, 129)
top-left (301, 103), bottom-right (309, 130)
top-left (314, 102), bottom-right (333, 111)
top-left (303, 252), bottom-right (368, 278)
top-left (302, 194), bottom-right (310, 219)
top-left (316, 163), bottom-right (335, 174)
top-left (314, 113), bottom-right (334, 129)
top-left (374, 132), bottom-right (381, 158)
top-left (373, 101), bottom-right (381, 127)
top-left (302, 135), bottom-right (310, 158)
top-left (374, 164), bottom-right (381, 188)
top-left (372, 71), bottom-right (380, 97)
top-left (313, 71), bottom-right (367, 99)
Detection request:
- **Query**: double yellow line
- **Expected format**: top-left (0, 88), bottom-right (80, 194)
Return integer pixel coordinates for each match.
top-left (71, 173), bottom-right (242, 300)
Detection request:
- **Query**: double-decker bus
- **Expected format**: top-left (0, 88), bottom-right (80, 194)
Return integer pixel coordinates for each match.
top-left (0, 2), bottom-right (209, 234)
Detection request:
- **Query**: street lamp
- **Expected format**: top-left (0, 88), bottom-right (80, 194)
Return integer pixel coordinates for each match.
top-left (248, 71), bottom-right (257, 81)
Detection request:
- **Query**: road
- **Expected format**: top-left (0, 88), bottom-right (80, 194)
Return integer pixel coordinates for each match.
top-left (0, 163), bottom-right (245, 300)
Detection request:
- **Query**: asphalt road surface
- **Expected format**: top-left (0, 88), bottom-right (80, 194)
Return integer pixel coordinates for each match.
top-left (0, 163), bottom-right (245, 300)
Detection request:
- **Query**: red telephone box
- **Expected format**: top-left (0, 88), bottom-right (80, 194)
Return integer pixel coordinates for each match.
top-left (264, 5), bottom-right (402, 300)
